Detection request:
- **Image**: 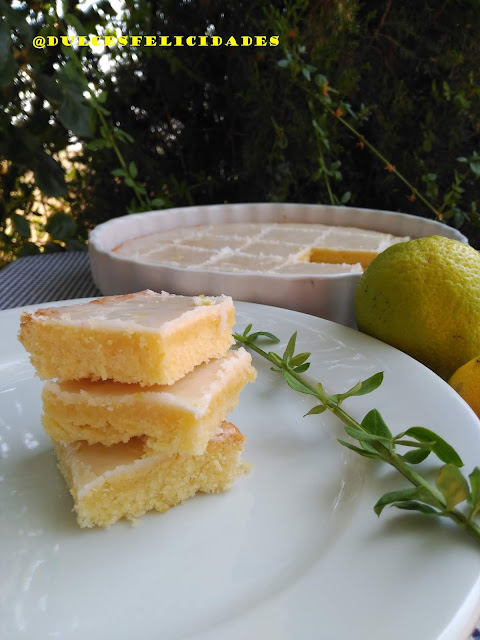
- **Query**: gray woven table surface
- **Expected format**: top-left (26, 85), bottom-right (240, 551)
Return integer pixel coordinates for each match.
top-left (0, 251), bottom-right (100, 310)
top-left (1, 252), bottom-right (479, 639)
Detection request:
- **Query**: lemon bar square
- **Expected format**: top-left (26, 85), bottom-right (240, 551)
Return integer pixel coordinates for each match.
top-left (42, 347), bottom-right (256, 455)
top-left (19, 290), bottom-right (235, 385)
top-left (53, 422), bottom-right (249, 528)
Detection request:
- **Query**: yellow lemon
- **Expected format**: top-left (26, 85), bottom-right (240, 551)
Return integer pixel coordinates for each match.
top-left (354, 235), bottom-right (480, 379)
top-left (449, 356), bottom-right (480, 418)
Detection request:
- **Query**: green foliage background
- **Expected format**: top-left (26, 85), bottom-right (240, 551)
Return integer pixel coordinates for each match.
top-left (1, 0), bottom-right (479, 266)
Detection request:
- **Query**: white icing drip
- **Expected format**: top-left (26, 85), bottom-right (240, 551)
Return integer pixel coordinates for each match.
top-left (46, 348), bottom-right (254, 419)
top-left (33, 290), bottom-right (233, 334)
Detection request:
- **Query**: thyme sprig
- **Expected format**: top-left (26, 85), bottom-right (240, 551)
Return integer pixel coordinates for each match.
top-left (234, 325), bottom-right (480, 546)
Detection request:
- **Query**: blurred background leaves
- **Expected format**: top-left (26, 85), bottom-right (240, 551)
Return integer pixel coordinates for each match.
top-left (1, 0), bottom-right (479, 267)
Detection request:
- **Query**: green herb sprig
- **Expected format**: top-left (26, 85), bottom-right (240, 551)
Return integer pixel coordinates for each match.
top-left (234, 325), bottom-right (480, 546)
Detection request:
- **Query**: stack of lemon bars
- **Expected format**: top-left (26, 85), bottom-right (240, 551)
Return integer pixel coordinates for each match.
top-left (19, 290), bottom-right (256, 528)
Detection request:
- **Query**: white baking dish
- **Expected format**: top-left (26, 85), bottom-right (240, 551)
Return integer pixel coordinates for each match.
top-left (88, 203), bottom-right (467, 327)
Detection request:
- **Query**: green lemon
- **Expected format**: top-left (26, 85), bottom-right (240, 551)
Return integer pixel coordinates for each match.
top-left (354, 235), bottom-right (480, 379)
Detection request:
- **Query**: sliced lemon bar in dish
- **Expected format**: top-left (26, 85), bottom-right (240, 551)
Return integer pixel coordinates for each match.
top-left (18, 290), bottom-right (235, 386)
top-left (113, 223), bottom-right (409, 273)
top-left (42, 348), bottom-right (256, 456)
top-left (53, 422), bottom-right (249, 528)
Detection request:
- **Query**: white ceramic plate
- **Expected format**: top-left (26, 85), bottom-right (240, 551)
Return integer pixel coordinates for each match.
top-left (2, 300), bottom-right (480, 640)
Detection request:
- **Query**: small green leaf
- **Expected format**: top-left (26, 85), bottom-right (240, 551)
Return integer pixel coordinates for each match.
top-left (65, 12), bottom-right (84, 34)
top-left (403, 427), bottom-right (463, 467)
top-left (149, 197), bottom-right (168, 209)
top-left (355, 372), bottom-right (384, 396)
top-left (56, 64), bottom-right (91, 133)
top-left (293, 363), bottom-right (310, 373)
top-left (375, 487), bottom-right (439, 515)
top-left (392, 501), bottom-right (440, 515)
top-left (304, 404), bottom-right (327, 417)
top-left (58, 92), bottom-right (92, 137)
top-left (361, 409), bottom-right (393, 439)
top-left (45, 212), bottom-right (76, 240)
top-left (0, 19), bottom-right (16, 87)
top-left (470, 162), bottom-right (480, 177)
top-left (290, 352), bottom-right (310, 367)
top-left (282, 370), bottom-right (317, 396)
top-left (314, 73), bottom-right (328, 86)
top-left (402, 448), bottom-right (431, 464)
top-left (374, 488), bottom-right (420, 515)
top-left (93, 104), bottom-right (111, 118)
top-left (35, 74), bottom-right (63, 103)
top-left (395, 436), bottom-right (436, 448)
top-left (86, 138), bottom-right (110, 151)
top-left (129, 161), bottom-right (138, 179)
top-left (0, 18), bottom-right (12, 67)
top-left (469, 467), bottom-right (480, 505)
top-left (359, 440), bottom-right (379, 455)
top-left (312, 119), bottom-right (325, 137)
top-left (248, 331), bottom-right (280, 343)
top-left (114, 129), bottom-right (134, 143)
top-left (330, 382), bottom-right (361, 404)
top-left (436, 464), bottom-right (470, 510)
top-left (337, 439), bottom-right (380, 459)
top-left (65, 238), bottom-right (87, 252)
top-left (17, 242), bottom-right (41, 257)
top-left (33, 153), bottom-right (66, 197)
top-left (111, 168), bottom-right (127, 178)
top-left (11, 213), bottom-right (31, 239)
top-left (283, 332), bottom-right (297, 363)
top-left (344, 424), bottom-right (391, 444)
top-left (330, 372), bottom-right (383, 404)
top-left (468, 467), bottom-right (480, 518)
top-left (43, 241), bottom-right (64, 254)
top-left (277, 59), bottom-right (289, 68)
top-left (243, 324), bottom-right (252, 336)
top-left (302, 67), bottom-right (311, 81)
